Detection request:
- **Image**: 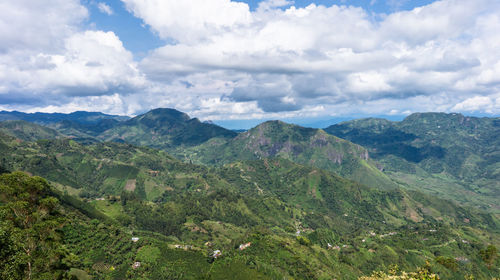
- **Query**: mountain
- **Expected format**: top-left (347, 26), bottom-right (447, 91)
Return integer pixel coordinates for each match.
top-left (325, 112), bottom-right (500, 212)
top-left (0, 120), bottom-right (63, 141)
top-left (0, 133), bottom-right (499, 279)
top-left (46, 118), bottom-right (122, 144)
top-left (0, 110), bottom-right (129, 125)
top-left (178, 120), bottom-right (398, 190)
top-left (98, 108), bottom-right (238, 149)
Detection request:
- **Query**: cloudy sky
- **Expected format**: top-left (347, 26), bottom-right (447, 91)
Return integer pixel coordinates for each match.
top-left (0, 0), bottom-right (499, 127)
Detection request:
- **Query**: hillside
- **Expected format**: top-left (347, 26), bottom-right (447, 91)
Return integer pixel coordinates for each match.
top-left (46, 119), bottom-right (123, 144)
top-left (0, 110), bottom-right (129, 124)
top-left (178, 120), bottom-right (398, 190)
top-left (1, 130), bottom-right (499, 279)
top-left (0, 137), bottom-right (499, 278)
top-left (325, 113), bottom-right (500, 212)
top-left (98, 108), bottom-right (237, 149)
top-left (0, 120), bottom-right (63, 141)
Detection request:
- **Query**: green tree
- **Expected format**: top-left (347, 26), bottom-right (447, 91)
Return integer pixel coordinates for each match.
top-left (480, 245), bottom-right (498, 269)
top-left (0, 172), bottom-right (71, 279)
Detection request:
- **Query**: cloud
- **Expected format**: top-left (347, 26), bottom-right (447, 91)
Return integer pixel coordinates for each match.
top-left (0, 0), bottom-right (87, 52)
top-left (98, 2), bottom-right (113, 15)
top-left (0, 0), bottom-right (146, 110)
top-left (121, 0), bottom-right (252, 43)
top-left (452, 94), bottom-right (500, 113)
top-left (1, 0), bottom-right (500, 121)
top-left (257, 0), bottom-right (294, 11)
top-left (119, 0), bottom-right (500, 119)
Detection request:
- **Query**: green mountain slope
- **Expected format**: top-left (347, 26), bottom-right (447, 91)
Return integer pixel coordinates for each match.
top-left (98, 108), bottom-right (237, 149)
top-left (179, 120), bottom-right (398, 190)
top-left (325, 113), bottom-right (500, 212)
top-left (0, 120), bottom-right (63, 141)
top-left (1, 133), bottom-right (499, 279)
top-left (0, 110), bottom-right (129, 124)
top-left (46, 119), bottom-right (122, 144)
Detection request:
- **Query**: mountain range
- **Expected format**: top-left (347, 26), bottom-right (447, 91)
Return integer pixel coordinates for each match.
top-left (2, 108), bottom-right (497, 212)
top-left (0, 108), bottom-right (498, 279)
top-left (325, 113), bottom-right (500, 212)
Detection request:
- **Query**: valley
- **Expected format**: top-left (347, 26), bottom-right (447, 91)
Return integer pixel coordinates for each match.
top-left (0, 109), bottom-right (498, 279)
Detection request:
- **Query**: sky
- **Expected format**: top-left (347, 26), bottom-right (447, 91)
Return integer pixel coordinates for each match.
top-left (0, 0), bottom-right (499, 127)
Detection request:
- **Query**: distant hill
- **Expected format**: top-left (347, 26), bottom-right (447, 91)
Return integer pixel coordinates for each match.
top-left (178, 120), bottom-right (398, 190)
top-left (98, 108), bottom-right (238, 149)
top-left (0, 120), bottom-right (63, 141)
top-left (325, 112), bottom-right (500, 212)
top-left (0, 110), bottom-right (129, 124)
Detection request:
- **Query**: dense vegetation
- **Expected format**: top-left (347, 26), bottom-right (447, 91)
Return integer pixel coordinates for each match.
top-left (0, 110), bottom-right (128, 125)
top-left (0, 110), bottom-right (499, 279)
top-left (0, 109), bottom-right (396, 190)
top-left (98, 108), bottom-right (237, 149)
top-left (0, 128), bottom-right (499, 279)
top-left (0, 120), bottom-right (63, 141)
top-left (325, 113), bottom-right (500, 213)
top-left (174, 120), bottom-right (398, 190)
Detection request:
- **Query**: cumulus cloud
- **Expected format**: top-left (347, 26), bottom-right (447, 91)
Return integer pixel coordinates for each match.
top-left (118, 0), bottom-right (500, 119)
top-left (0, 0), bottom-right (87, 52)
top-left (0, 0), bottom-right (146, 110)
top-left (1, 0), bottom-right (500, 121)
top-left (121, 0), bottom-right (252, 43)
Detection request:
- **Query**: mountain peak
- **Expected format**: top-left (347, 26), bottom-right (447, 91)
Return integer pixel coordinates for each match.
top-left (241, 120), bottom-right (320, 142)
top-left (141, 108), bottom-right (190, 119)
top-left (131, 108), bottom-right (191, 127)
top-left (100, 108), bottom-right (237, 148)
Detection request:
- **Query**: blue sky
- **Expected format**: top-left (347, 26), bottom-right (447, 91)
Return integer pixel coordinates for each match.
top-left (0, 0), bottom-right (499, 127)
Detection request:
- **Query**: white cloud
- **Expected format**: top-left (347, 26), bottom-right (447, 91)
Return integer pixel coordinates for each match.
top-left (0, 0), bottom-right (87, 52)
top-left (98, 2), bottom-right (113, 15)
top-left (118, 0), bottom-right (500, 119)
top-left (121, 0), bottom-right (252, 43)
top-left (0, 0), bottom-right (146, 110)
top-left (452, 94), bottom-right (500, 113)
top-left (1, 0), bottom-right (500, 121)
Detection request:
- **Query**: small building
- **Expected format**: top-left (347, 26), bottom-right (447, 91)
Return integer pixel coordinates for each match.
top-left (131, 237), bottom-right (139, 242)
top-left (132, 262), bottom-right (141, 269)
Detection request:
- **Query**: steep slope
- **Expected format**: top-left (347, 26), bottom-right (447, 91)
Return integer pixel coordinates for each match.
top-left (181, 120), bottom-right (398, 190)
top-left (325, 113), bottom-right (500, 212)
top-left (1, 135), bottom-right (499, 279)
top-left (98, 108), bottom-right (237, 149)
top-left (0, 120), bottom-right (63, 141)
